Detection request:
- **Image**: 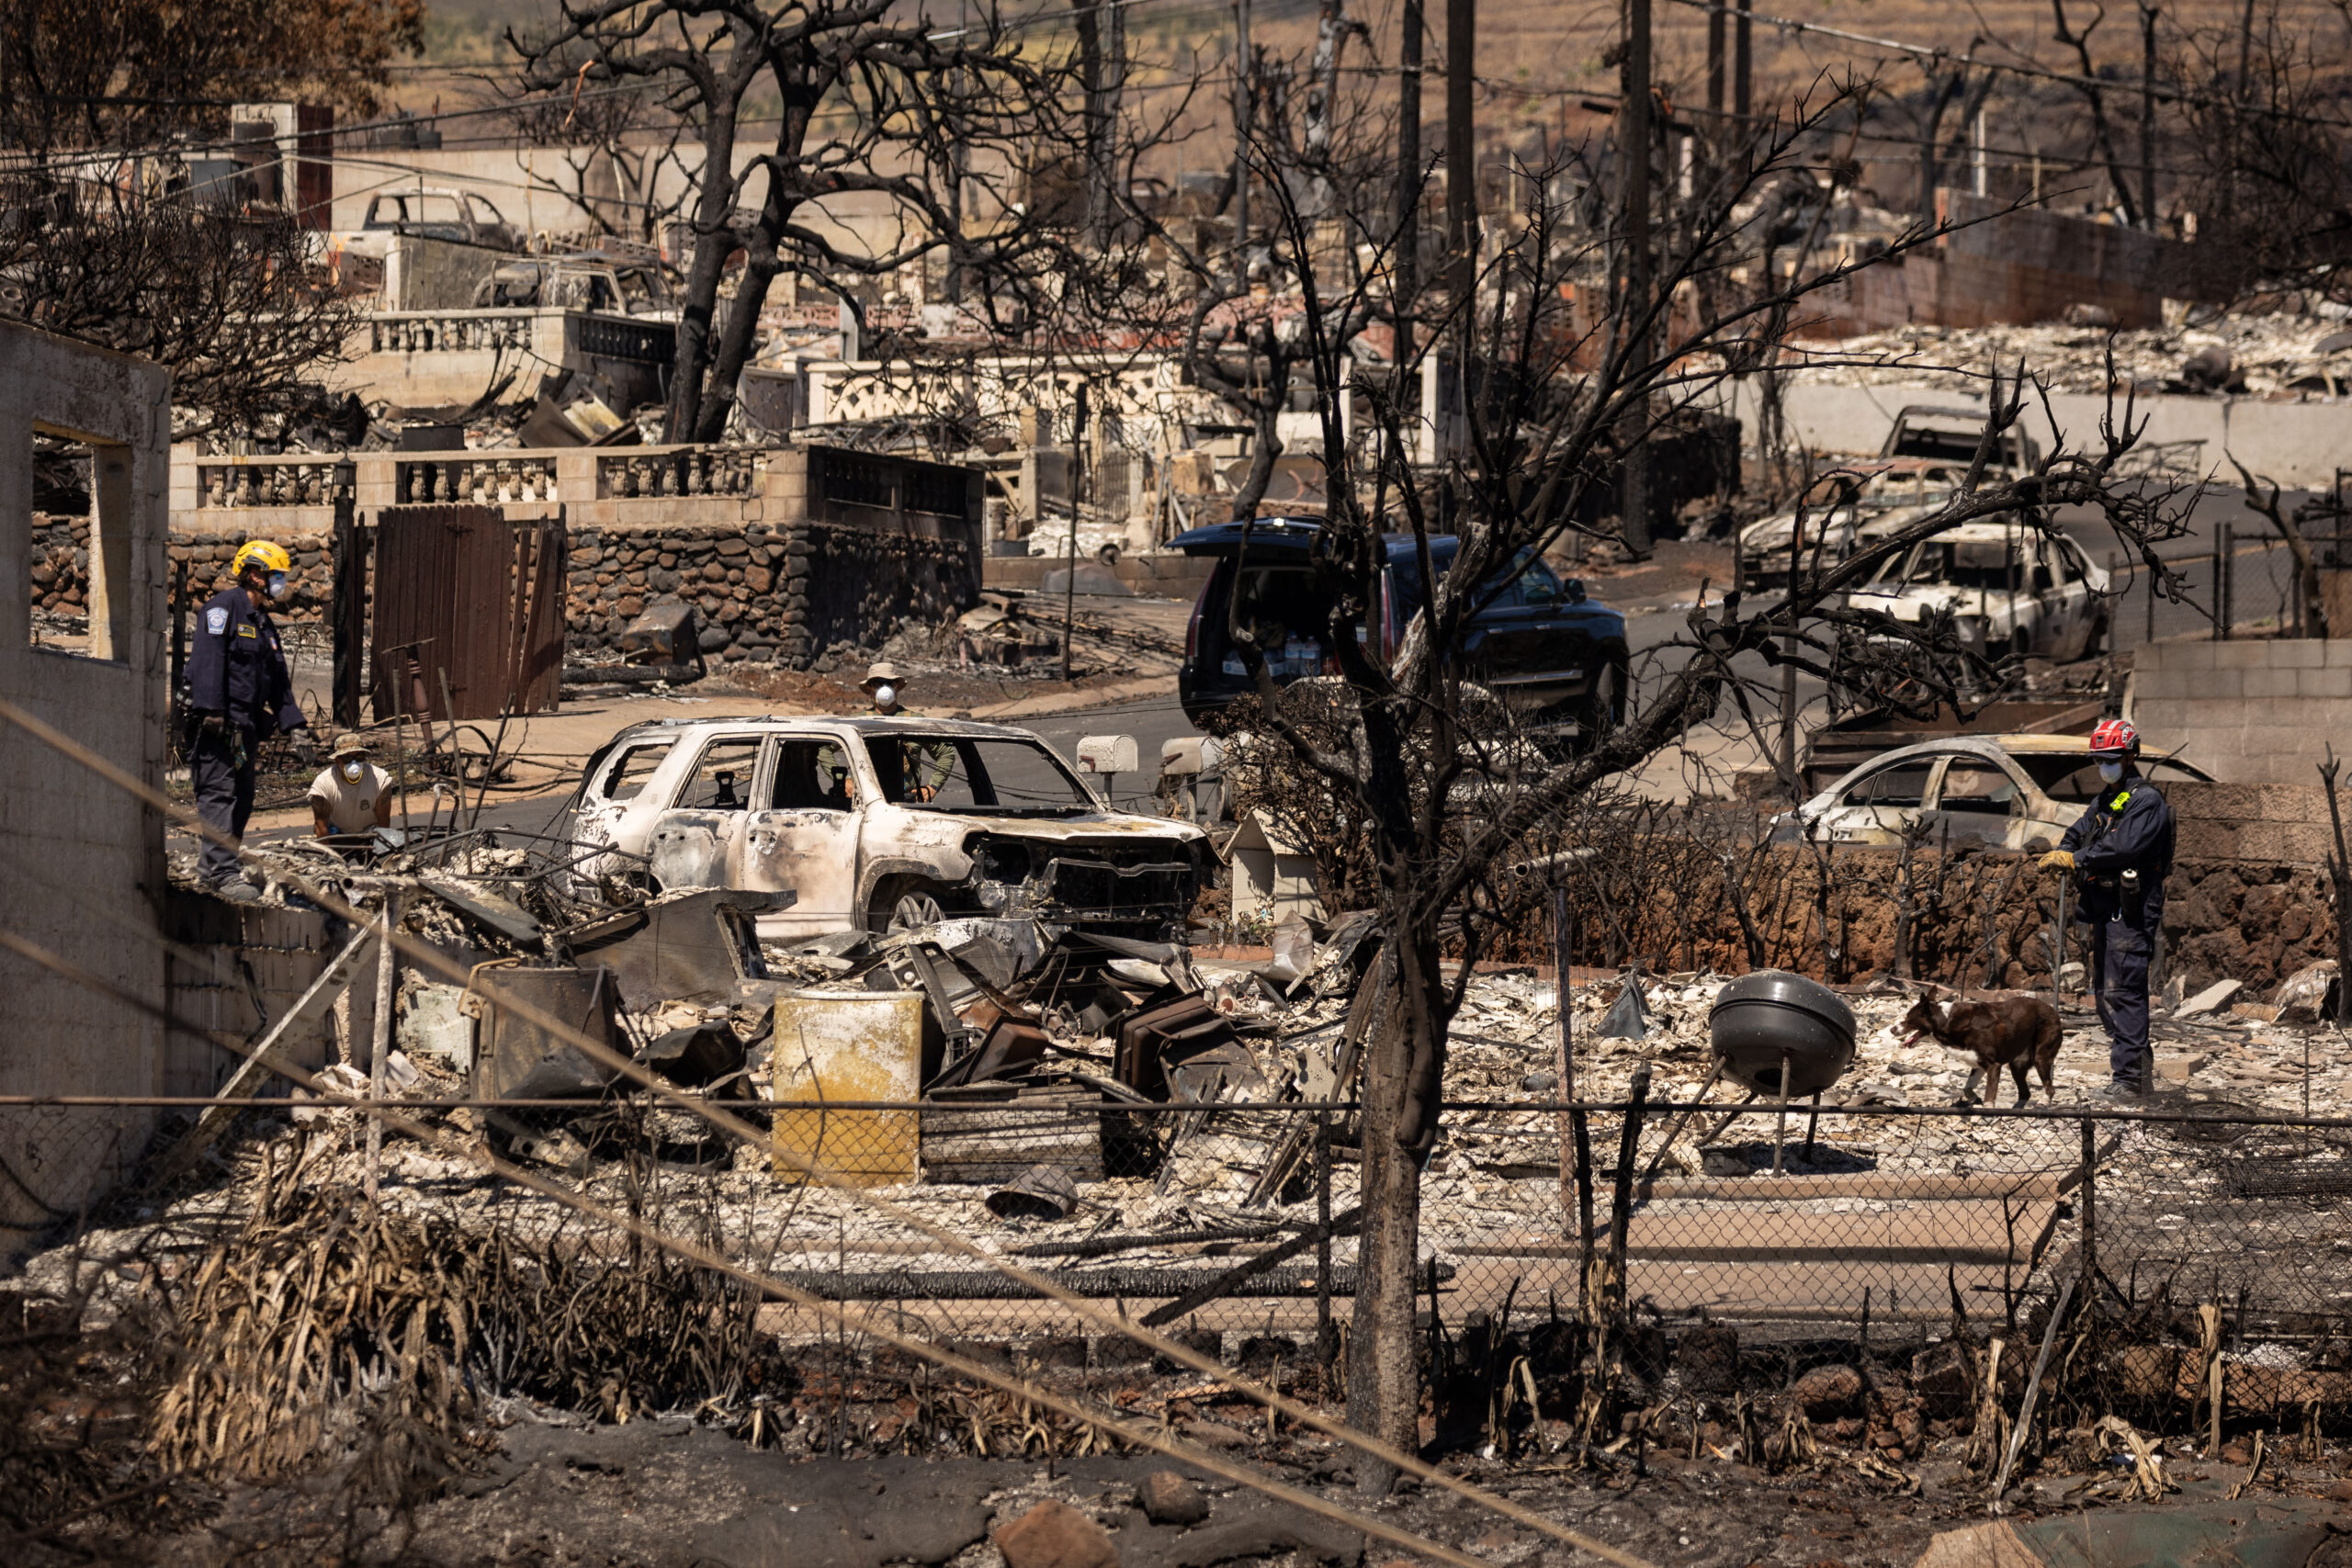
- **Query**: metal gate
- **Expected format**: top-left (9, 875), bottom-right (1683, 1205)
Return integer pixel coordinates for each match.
top-left (369, 504), bottom-right (567, 722)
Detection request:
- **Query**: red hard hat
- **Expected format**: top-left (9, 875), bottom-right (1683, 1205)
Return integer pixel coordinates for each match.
top-left (2088, 718), bottom-right (2140, 755)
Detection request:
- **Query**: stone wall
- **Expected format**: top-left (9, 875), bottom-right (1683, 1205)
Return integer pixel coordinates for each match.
top-left (1490, 838), bottom-right (2335, 996)
top-left (30, 517), bottom-right (336, 626)
top-left (35, 515), bottom-right (975, 667)
top-left (168, 529), bottom-right (335, 620)
top-left (159, 442), bottom-right (983, 670)
top-left (565, 519), bottom-right (976, 666)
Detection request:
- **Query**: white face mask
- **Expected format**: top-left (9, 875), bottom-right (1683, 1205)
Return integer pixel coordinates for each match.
top-left (341, 760), bottom-right (366, 784)
top-left (872, 682), bottom-right (897, 707)
top-left (2098, 761), bottom-right (2124, 784)
top-left (266, 570), bottom-right (291, 601)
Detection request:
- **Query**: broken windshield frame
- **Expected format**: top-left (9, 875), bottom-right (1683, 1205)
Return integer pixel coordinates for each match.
top-left (860, 736), bottom-right (1097, 814)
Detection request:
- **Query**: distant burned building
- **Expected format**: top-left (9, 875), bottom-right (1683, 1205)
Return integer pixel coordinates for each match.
top-left (168, 441), bottom-right (981, 669)
top-left (1803, 189), bottom-right (2207, 333)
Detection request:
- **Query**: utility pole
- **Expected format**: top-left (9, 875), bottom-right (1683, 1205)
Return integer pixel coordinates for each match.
top-left (1446, 0), bottom-right (1475, 462)
top-left (1063, 383), bottom-right (1089, 682)
top-left (2140, 3), bottom-right (2160, 230)
top-left (1735, 0), bottom-right (1752, 122)
top-left (1620, 0), bottom-right (1654, 555)
top-left (1707, 0), bottom-right (1725, 117)
top-left (1234, 0), bottom-right (1253, 282)
top-left (947, 0), bottom-right (968, 300)
top-left (1398, 0), bottom-right (1422, 466)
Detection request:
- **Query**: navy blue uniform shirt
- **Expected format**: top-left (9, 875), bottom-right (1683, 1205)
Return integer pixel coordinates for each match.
top-left (187, 585), bottom-right (304, 736)
top-left (2057, 773), bottom-right (2174, 931)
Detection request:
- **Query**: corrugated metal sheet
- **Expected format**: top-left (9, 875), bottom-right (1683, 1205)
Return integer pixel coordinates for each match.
top-left (370, 504), bottom-right (565, 722)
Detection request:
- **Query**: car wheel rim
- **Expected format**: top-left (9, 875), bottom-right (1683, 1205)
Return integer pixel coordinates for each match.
top-left (889, 892), bottom-right (944, 931)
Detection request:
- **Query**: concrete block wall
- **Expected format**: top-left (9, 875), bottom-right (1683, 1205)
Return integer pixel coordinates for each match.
top-left (0, 322), bottom-right (172, 1252)
top-left (2169, 781), bottom-right (2346, 866)
top-left (2133, 638), bottom-right (2352, 784)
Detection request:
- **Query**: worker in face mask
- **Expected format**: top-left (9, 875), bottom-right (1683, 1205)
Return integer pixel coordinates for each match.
top-left (308, 733), bottom-right (397, 840)
top-left (861, 660), bottom-right (910, 716)
top-left (859, 660), bottom-right (954, 803)
top-left (186, 540), bottom-right (314, 900)
top-left (2036, 719), bottom-right (2176, 1099)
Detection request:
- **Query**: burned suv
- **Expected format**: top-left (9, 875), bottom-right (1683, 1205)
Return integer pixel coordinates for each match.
top-left (570, 716), bottom-right (1209, 937)
top-left (1173, 519), bottom-right (1631, 737)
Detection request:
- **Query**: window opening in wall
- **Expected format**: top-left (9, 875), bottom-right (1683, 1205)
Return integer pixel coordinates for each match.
top-left (25, 435), bottom-right (107, 658)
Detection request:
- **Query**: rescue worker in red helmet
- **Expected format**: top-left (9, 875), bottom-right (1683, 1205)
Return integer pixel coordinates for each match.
top-left (2037, 718), bottom-right (2174, 1098)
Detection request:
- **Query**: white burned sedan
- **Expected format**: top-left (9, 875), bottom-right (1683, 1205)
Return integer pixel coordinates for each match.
top-left (569, 716), bottom-right (1210, 937)
top-left (1844, 521), bottom-right (2111, 663)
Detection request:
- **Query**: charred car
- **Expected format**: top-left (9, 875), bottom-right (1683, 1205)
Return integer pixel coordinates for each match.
top-left (1770, 733), bottom-right (2212, 852)
top-left (570, 716), bottom-right (1210, 937)
top-left (1734, 406), bottom-right (2042, 595)
top-left (1844, 520), bottom-right (2110, 662)
top-left (1172, 518), bottom-right (1631, 738)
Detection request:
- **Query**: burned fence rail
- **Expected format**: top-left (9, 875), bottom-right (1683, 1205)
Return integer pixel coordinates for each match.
top-left (763, 1262), bottom-right (1401, 1303)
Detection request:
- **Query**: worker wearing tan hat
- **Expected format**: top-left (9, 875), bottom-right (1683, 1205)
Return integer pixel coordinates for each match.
top-left (860, 660), bottom-right (911, 716)
top-left (858, 660), bottom-right (955, 801)
top-left (308, 733), bottom-right (396, 837)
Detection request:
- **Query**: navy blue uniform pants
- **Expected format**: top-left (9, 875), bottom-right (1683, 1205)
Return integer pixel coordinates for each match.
top-left (190, 724), bottom-right (256, 887)
top-left (2088, 917), bottom-right (2153, 1089)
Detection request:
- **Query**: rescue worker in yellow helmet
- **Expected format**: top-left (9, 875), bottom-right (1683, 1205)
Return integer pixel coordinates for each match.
top-left (187, 540), bottom-right (314, 900)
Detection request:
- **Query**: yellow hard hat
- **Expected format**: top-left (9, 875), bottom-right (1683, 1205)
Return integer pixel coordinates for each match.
top-left (232, 539), bottom-right (292, 578)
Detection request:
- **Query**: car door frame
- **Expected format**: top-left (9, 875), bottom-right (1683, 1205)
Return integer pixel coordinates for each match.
top-left (645, 728), bottom-right (775, 890)
top-left (1919, 750), bottom-right (2038, 849)
top-left (1809, 754), bottom-right (1949, 844)
top-left (2048, 534), bottom-right (2099, 660)
top-left (740, 728), bottom-right (871, 934)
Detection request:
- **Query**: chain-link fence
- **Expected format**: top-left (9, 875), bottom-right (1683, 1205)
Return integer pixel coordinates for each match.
top-left (18, 1090), bottom-right (2352, 1372)
top-left (9, 1093), bottom-right (2352, 1437)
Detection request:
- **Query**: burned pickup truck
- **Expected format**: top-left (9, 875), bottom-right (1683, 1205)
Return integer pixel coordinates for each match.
top-left (570, 716), bottom-right (1210, 939)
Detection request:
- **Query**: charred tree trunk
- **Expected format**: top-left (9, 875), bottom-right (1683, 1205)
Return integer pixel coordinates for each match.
top-left (663, 96), bottom-right (750, 443)
top-left (1345, 959), bottom-right (1420, 1494)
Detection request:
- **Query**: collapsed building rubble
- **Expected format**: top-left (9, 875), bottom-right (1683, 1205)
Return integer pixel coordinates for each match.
top-left (128, 811), bottom-right (2352, 1342)
top-left (20, 814), bottom-right (2352, 1561)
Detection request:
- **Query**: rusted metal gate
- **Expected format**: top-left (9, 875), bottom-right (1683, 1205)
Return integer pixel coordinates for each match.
top-left (369, 505), bottom-right (567, 722)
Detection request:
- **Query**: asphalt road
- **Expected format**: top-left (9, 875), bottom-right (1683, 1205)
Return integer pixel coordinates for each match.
top-left (226, 476), bottom-right (2324, 856)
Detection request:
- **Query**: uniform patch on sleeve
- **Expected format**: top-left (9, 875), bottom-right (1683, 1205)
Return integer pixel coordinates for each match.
top-left (205, 606), bottom-right (229, 635)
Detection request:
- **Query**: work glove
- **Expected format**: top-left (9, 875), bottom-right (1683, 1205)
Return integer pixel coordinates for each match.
top-left (290, 732), bottom-right (319, 769)
top-left (2037, 849), bottom-right (2075, 875)
top-left (197, 712), bottom-right (226, 743)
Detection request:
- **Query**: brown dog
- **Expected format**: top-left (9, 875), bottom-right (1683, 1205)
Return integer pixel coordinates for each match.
top-left (1897, 985), bottom-right (2063, 1106)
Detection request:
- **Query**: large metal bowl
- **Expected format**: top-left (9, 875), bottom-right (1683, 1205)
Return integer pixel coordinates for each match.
top-left (1708, 971), bottom-right (1857, 1099)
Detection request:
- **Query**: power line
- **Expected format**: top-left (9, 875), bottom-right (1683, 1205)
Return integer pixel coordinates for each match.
top-left (1660, 0), bottom-right (2352, 133)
